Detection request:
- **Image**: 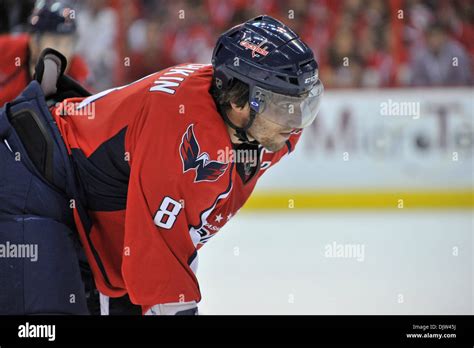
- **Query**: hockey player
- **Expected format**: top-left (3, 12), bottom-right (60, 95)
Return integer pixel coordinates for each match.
top-left (0, 0), bottom-right (89, 107)
top-left (0, 15), bottom-right (322, 315)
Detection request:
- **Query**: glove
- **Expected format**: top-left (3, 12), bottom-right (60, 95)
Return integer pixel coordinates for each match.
top-left (34, 48), bottom-right (91, 105)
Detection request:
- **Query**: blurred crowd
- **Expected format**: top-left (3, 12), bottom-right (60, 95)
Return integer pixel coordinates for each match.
top-left (1, 0), bottom-right (472, 91)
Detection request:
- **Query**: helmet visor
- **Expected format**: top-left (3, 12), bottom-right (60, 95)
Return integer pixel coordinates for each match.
top-left (250, 80), bottom-right (324, 129)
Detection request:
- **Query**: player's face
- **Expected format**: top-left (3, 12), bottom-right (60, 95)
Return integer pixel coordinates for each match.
top-left (228, 101), bottom-right (295, 152)
top-left (247, 111), bottom-right (295, 152)
top-left (30, 33), bottom-right (76, 70)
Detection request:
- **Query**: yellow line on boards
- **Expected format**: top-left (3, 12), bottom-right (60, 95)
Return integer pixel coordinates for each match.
top-left (242, 191), bottom-right (474, 210)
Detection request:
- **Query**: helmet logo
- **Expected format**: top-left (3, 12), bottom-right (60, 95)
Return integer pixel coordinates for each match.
top-left (240, 39), bottom-right (269, 58)
top-left (304, 75), bottom-right (317, 84)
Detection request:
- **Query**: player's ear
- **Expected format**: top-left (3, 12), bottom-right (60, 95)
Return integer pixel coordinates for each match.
top-left (229, 102), bottom-right (251, 126)
top-left (230, 101), bottom-right (250, 114)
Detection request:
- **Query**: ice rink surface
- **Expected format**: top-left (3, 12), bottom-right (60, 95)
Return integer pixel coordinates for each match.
top-left (197, 210), bottom-right (473, 315)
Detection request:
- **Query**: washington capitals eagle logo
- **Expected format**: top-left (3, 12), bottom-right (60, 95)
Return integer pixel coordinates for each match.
top-left (179, 124), bottom-right (229, 182)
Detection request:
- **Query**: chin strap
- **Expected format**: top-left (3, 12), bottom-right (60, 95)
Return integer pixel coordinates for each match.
top-left (216, 102), bottom-right (260, 145)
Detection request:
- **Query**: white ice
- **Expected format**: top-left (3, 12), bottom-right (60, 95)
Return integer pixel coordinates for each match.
top-left (197, 210), bottom-right (473, 314)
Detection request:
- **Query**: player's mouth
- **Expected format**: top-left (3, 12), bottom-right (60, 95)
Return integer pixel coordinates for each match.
top-left (279, 130), bottom-right (293, 138)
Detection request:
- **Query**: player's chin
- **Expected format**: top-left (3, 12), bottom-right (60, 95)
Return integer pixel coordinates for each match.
top-left (261, 139), bottom-right (287, 152)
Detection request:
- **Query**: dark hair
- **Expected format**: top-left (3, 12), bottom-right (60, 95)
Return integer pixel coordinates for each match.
top-left (211, 78), bottom-right (249, 112)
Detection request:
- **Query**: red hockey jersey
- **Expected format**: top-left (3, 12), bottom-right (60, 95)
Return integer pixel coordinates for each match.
top-left (51, 64), bottom-right (302, 314)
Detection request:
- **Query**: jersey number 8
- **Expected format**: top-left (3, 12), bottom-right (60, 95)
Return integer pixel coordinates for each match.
top-left (154, 196), bottom-right (183, 229)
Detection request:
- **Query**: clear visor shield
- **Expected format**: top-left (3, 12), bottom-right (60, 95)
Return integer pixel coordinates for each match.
top-left (251, 80), bottom-right (324, 129)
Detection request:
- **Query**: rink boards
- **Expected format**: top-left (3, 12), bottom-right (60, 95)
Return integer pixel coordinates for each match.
top-left (247, 88), bottom-right (473, 209)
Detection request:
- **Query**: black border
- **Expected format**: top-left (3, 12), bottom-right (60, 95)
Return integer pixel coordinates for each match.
top-left (0, 315), bottom-right (472, 346)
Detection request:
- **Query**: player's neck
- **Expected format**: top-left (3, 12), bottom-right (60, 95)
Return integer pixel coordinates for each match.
top-left (225, 106), bottom-right (255, 145)
top-left (226, 125), bottom-right (257, 145)
top-left (227, 125), bottom-right (243, 145)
